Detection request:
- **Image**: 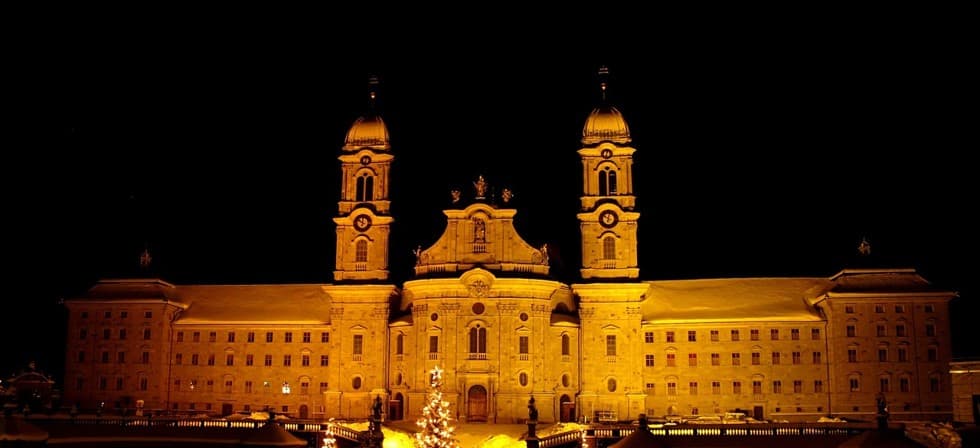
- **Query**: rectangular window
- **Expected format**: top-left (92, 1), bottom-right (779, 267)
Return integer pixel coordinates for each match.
top-left (791, 329), bottom-right (800, 340)
top-left (175, 353), bottom-right (182, 365)
top-left (750, 329), bottom-right (759, 341)
top-left (751, 352), bottom-right (760, 365)
top-left (848, 349), bottom-right (857, 363)
top-left (845, 305), bottom-right (855, 313)
top-left (207, 354), bottom-right (215, 366)
top-left (752, 381), bottom-right (762, 395)
top-left (302, 354), bottom-right (310, 366)
top-left (225, 380), bottom-right (233, 394)
top-left (283, 355), bottom-right (291, 366)
top-left (191, 354), bottom-right (199, 365)
top-left (321, 332), bottom-right (330, 343)
top-left (895, 305), bottom-right (906, 313)
top-left (930, 377), bottom-right (941, 392)
top-left (561, 335), bottom-right (570, 356)
top-left (521, 336), bottom-right (531, 354)
top-left (77, 351), bottom-right (85, 363)
top-left (814, 380), bottom-right (823, 393)
top-left (285, 332), bottom-right (293, 343)
top-left (850, 378), bottom-right (860, 392)
top-left (99, 377), bottom-right (108, 390)
top-left (794, 380), bottom-right (802, 394)
top-left (732, 352), bottom-right (741, 366)
top-left (878, 349), bottom-right (888, 362)
top-left (689, 381), bottom-right (698, 395)
top-left (140, 378), bottom-right (148, 391)
top-left (226, 354), bottom-right (234, 366)
top-left (119, 329), bottom-right (127, 340)
top-left (121, 311), bottom-right (128, 318)
top-left (710, 330), bottom-right (719, 342)
top-left (140, 328), bottom-right (150, 340)
top-left (896, 325), bottom-right (907, 337)
top-left (266, 332), bottom-right (274, 343)
top-left (928, 347), bottom-right (938, 362)
top-left (900, 377), bottom-right (910, 392)
top-left (354, 334), bottom-right (364, 355)
top-left (101, 351), bottom-right (110, 363)
top-left (228, 332), bottom-right (236, 342)
top-left (712, 381), bottom-right (721, 395)
top-left (772, 352), bottom-right (780, 365)
top-left (605, 335), bottom-right (616, 356)
top-left (925, 304), bottom-right (935, 313)
top-left (644, 332), bottom-right (654, 343)
top-left (144, 311), bottom-right (152, 318)
top-left (429, 335), bottom-right (439, 353)
top-left (666, 353), bottom-right (676, 367)
top-left (898, 347), bottom-right (908, 362)
top-left (688, 330), bottom-right (697, 342)
top-left (645, 383), bottom-right (655, 391)
top-left (792, 351), bottom-right (801, 365)
top-left (711, 353), bottom-right (720, 366)
top-left (811, 328), bottom-right (821, 340)
top-left (875, 304), bottom-right (884, 313)
top-left (301, 381), bottom-right (309, 395)
top-left (772, 380), bottom-right (782, 394)
top-left (103, 328), bottom-right (111, 340)
top-left (319, 382), bottom-right (328, 393)
top-left (645, 354), bottom-right (655, 367)
top-left (880, 378), bottom-right (890, 393)
top-left (105, 311), bottom-right (112, 318)
top-left (877, 325), bottom-right (886, 337)
top-left (142, 351), bottom-right (150, 364)
top-left (209, 331), bottom-right (216, 342)
top-left (731, 329), bottom-right (740, 341)
top-left (813, 351), bottom-right (822, 364)
top-left (303, 332), bottom-right (311, 343)
top-left (846, 325), bottom-right (856, 337)
top-left (193, 331), bottom-right (200, 342)
top-left (246, 354), bottom-right (254, 366)
top-left (926, 324), bottom-right (936, 337)
top-left (321, 355), bottom-right (329, 366)
top-left (667, 382), bottom-right (677, 396)
top-left (666, 331), bottom-right (675, 343)
top-left (264, 355), bottom-right (272, 366)
top-left (80, 328), bottom-right (87, 339)
top-left (248, 332), bottom-right (255, 343)
top-left (688, 353), bottom-right (697, 367)
top-left (733, 381), bottom-right (742, 394)
top-left (245, 381), bottom-right (253, 393)
top-left (177, 331), bottom-right (184, 342)
top-left (117, 351), bottom-right (126, 363)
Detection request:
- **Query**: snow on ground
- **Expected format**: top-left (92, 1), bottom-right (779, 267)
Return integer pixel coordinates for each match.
top-left (341, 421), bottom-right (533, 448)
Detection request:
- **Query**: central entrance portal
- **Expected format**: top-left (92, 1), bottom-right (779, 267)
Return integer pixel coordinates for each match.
top-left (467, 385), bottom-right (488, 422)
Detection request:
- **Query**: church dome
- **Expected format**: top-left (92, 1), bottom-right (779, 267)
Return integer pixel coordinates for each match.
top-left (582, 104), bottom-right (631, 145)
top-left (344, 114), bottom-right (390, 150)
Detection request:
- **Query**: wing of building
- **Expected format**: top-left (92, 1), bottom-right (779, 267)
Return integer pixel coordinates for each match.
top-left (62, 70), bottom-right (957, 424)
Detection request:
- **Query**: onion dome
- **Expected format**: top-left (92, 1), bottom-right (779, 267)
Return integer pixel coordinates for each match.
top-left (343, 75), bottom-right (390, 151)
top-left (582, 65), bottom-right (631, 145)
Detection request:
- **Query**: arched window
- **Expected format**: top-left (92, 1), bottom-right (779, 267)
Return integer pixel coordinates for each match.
top-left (469, 326), bottom-right (487, 353)
top-left (598, 166), bottom-right (618, 196)
top-left (352, 377), bottom-right (362, 390)
top-left (561, 334), bottom-right (570, 356)
top-left (355, 240), bottom-right (368, 263)
top-left (603, 236), bottom-right (616, 259)
top-left (356, 174), bottom-right (374, 202)
top-left (396, 334), bottom-right (404, 355)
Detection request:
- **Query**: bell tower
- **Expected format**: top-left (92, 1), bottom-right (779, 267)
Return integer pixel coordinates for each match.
top-left (334, 75), bottom-right (395, 281)
top-left (577, 66), bottom-right (640, 279)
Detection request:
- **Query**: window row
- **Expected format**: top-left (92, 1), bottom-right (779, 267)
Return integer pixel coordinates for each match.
top-left (173, 353), bottom-right (330, 367)
top-left (844, 304), bottom-right (936, 314)
top-left (78, 328), bottom-right (152, 340)
top-left (844, 323), bottom-right (937, 338)
top-left (176, 331), bottom-right (330, 344)
top-left (643, 328), bottom-right (822, 343)
top-left (78, 351), bottom-right (152, 364)
top-left (644, 351), bottom-right (823, 367)
top-left (645, 379), bottom-right (826, 396)
top-left (78, 311), bottom-right (153, 319)
top-left (847, 346), bottom-right (939, 363)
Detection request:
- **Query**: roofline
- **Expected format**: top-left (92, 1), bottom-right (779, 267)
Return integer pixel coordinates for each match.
top-left (829, 268), bottom-right (918, 280)
top-left (826, 291), bottom-right (957, 299)
top-left (175, 320), bottom-right (329, 326)
top-left (65, 298), bottom-right (190, 309)
top-left (96, 278), bottom-right (178, 288)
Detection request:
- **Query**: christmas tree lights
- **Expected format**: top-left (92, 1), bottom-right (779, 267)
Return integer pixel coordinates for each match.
top-left (414, 365), bottom-right (460, 448)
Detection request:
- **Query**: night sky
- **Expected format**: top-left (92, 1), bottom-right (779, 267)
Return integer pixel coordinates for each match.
top-left (6, 17), bottom-right (975, 382)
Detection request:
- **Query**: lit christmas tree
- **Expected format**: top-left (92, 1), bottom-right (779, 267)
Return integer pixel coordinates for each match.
top-left (415, 365), bottom-right (460, 448)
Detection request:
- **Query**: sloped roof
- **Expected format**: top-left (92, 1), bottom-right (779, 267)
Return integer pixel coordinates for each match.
top-left (176, 285), bottom-right (330, 324)
top-left (829, 269), bottom-right (944, 294)
top-left (642, 278), bottom-right (831, 323)
top-left (79, 278), bottom-right (179, 301)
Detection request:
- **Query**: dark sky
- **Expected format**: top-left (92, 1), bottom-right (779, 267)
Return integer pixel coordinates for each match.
top-left (6, 16), bottom-right (976, 381)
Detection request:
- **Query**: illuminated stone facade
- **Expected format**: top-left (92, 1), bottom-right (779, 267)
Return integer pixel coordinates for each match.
top-left (62, 72), bottom-right (956, 424)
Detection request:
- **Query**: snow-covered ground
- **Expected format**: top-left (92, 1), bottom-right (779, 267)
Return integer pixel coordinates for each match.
top-left (343, 421), bottom-right (548, 448)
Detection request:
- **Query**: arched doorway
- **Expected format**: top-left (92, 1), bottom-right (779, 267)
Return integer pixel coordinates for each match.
top-left (389, 393), bottom-right (404, 421)
top-left (560, 394), bottom-right (575, 422)
top-left (299, 404), bottom-right (309, 419)
top-left (467, 385), bottom-right (488, 422)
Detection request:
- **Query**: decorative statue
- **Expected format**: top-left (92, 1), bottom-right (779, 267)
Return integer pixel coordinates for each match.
top-left (473, 175), bottom-right (488, 199)
top-left (413, 245), bottom-right (422, 266)
top-left (528, 395), bottom-right (538, 422)
top-left (373, 395), bottom-right (383, 420)
top-left (540, 243), bottom-right (549, 265)
top-left (450, 189), bottom-right (461, 204)
top-left (501, 188), bottom-right (513, 204)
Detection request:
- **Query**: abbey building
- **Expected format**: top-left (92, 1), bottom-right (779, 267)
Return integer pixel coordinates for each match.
top-left (62, 71), bottom-right (956, 424)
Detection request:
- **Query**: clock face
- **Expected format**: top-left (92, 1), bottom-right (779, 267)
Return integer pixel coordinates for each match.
top-left (601, 148), bottom-right (613, 159)
top-left (354, 215), bottom-right (372, 232)
top-left (599, 210), bottom-right (618, 228)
